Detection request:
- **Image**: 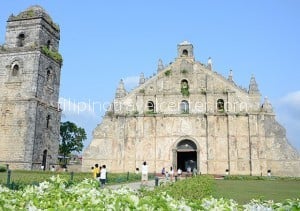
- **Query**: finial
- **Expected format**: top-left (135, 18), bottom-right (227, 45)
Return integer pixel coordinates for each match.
top-left (139, 72), bottom-right (145, 85)
top-left (207, 57), bottom-right (212, 70)
top-left (261, 96), bottom-right (273, 113)
top-left (228, 70), bottom-right (233, 82)
top-left (115, 79), bottom-right (127, 98)
top-left (157, 59), bottom-right (164, 72)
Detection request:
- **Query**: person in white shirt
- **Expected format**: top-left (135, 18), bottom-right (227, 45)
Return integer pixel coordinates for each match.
top-left (100, 164), bottom-right (106, 188)
top-left (177, 168), bottom-right (182, 177)
top-left (141, 161), bottom-right (148, 186)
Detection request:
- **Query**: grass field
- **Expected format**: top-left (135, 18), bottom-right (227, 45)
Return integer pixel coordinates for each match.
top-left (0, 170), bottom-right (150, 187)
top-left (213, 179), bottom-right (300, 204)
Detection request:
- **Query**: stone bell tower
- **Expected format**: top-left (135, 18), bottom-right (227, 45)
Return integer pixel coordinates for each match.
top-left (0, 6), bottom-right (62, 170)
top-left (177, 40), bottom-right (194, 60)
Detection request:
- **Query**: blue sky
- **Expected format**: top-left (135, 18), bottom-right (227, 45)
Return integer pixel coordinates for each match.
top-left (1, 1), bottom-right (299, 151)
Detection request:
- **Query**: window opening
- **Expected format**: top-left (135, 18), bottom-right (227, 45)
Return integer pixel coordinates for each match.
top-left (181, 79), bottom-right (189, 96)
top-left (46, 67), bottom-right (52, 82)
top-left (180, 100), bottom-right (189, 113)
top-left (47, 40), bottom-right (51, 49)
top-left (12, 64), bottom-right (19, 76)
top-left (182, 49), bottom-right (188, 56)
top-left (147, 101), bottom-right (155, 112)
top-left (46, 115), bottom-right (51, 128)
top-left (17, 33), bottom-right (25, 47)
top-left (217, 99), bottom-right (225, 112)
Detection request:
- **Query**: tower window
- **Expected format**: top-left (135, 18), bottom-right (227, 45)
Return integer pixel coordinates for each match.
top-left (147, 101), bottom-right (155, 112)
top-left (217, 99), bottom-right (225, 112)
top-left (46, 69), bottom-right (51, 82)
top-left (12, 64), bottom-right (19, 76)
top-left (182, 49), bottom-right (188, 56)
top-left (180, 100), bottom-right (189, 113)
top-left (47, 40), bottom-right (51, 49)
top-left (46, 115), bottom-right (51, 128)
top-left (17, 33), bottom-right (25, 47)
top-left (46, 66), bottom-right (53, 83)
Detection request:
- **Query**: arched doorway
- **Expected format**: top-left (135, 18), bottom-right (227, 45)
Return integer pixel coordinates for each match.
top-left (176, 140), bottom-right (197, 171)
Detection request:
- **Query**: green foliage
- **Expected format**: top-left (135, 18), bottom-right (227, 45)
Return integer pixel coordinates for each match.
top-left (59, 121), bottom-right (87, 160)
top-left (0, 166), bottom-right (6, 172)
top-left (181, 110), bottom-right (189, 114)
top-left (164, 69), bottom-right (171, 76)
top-left (106, 111), bottom-right (114, 117)
top-left (181, 80), bottom-right (190, 96)
top-left (139, 89), bottom-right (145, 94)
top-left (132, 111), bottom-right (139, 115)
top-left (26, 9), bottom-right (34, 17)
top-left (200, 89), bottom-right (207, 94)
top-left (181, 87), bottom-right (190, 96)
top-left (144, 175), bottom-right (214, 203)
top-left (145, 110), bottom-right (157, 115)
top-left (41, 46), bottom-right (63, 64)
top-left (218, 108), bottom-right (225, 113)
top-left (181, 69), bottom-right (188, 74)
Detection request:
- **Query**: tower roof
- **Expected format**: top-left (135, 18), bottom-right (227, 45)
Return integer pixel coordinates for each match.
top-left (179, 40), bottom-right (191, 46)
top-left (8, 5), bottom-right (59, 31)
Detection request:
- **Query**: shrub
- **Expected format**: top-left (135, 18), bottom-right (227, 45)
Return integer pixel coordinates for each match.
top-left (41, 46), bottom-right (63, 64)
top-left (0, 165), bottom-right (6, 172)
top-left (181, 87), bottom-right (190, 96)
top-left (143, 175), bottom-right (215, 203)
top-left (164, 69), bottom-right (171, 76)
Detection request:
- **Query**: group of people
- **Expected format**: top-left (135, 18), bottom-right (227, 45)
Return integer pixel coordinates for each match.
top-left (161, 166), bottom-right (174, 181)
top-left (90, 161), bottom-right (197, 188)
top-left (161, 166), bottom-right (183, 181)
top-left (161, 166), bottom-right (198, 178)
top-left (92, 164), bottom-right (107, 188)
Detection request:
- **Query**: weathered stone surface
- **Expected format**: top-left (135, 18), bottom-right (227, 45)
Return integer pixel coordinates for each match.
top-left (83, 42), bottom-right (300, 176)
top-left (0, 6), bottom-right (62, 170)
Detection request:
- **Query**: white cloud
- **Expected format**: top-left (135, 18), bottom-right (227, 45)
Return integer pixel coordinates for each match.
top-left (279, 91), bottom-right (300, 114)
top-left (276, 91), bottom-right (300, 151)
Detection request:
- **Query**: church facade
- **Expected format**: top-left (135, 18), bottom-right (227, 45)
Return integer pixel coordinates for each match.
top-left (83, 41), bottom-right (300, 176)
top-left (0, 6), bottom-right (62, 170)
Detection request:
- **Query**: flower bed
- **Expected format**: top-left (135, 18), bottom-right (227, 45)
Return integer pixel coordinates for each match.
top-left (0, 176), bottom-right (299, 210)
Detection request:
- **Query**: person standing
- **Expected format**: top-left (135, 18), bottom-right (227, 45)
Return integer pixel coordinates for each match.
top-left (93, 164), bottom-right (100, 180)
top-left (161, 167), bottom-right (165, 176)
top-left (141, 161), bottom-right (148, 186)
top-left (169, 166), bottom-right (174, 181)
top-left (100, 164), bottom-right (107, 188)
top-left (177, 168), bottom-right (182, 177)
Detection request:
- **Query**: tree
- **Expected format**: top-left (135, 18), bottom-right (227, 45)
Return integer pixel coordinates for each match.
top-left (59, 121), bottom-right (87, 165)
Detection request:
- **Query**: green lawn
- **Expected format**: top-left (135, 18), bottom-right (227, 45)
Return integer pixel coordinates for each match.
top-left (213, 179), bottom-right (300, 204)
top-left (0, 170), bottom-right (147, 187)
